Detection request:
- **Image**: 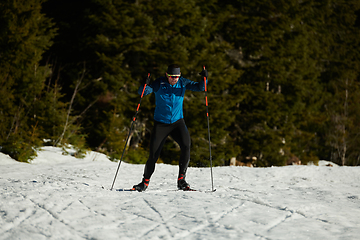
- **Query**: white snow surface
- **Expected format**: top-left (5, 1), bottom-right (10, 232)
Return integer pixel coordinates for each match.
top-left (1, 146), bottom-right (360, 240)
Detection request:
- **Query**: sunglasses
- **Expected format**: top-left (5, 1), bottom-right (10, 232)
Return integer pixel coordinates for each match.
top-left (166, 73), bottom-right (180, 78)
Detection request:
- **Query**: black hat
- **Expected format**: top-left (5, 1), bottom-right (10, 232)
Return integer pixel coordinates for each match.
top-left (167, 64), bottom-right (181, 75)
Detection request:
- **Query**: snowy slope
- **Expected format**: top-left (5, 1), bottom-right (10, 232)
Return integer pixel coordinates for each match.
top-left (1, 147), bottom-right (360, 240)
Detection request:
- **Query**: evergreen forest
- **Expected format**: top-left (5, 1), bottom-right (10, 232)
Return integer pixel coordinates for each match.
top-left (1, 0), bottom-right (360, 167)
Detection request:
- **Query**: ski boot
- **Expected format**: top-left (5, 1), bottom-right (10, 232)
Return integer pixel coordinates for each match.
top-left (132, 178), bottom-right (149, 192)
top-left (177, 174), bottom-right (190, 190)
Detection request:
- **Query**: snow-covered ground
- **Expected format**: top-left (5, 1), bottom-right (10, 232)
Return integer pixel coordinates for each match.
top-left (1, 146), bottom-right (360, 240)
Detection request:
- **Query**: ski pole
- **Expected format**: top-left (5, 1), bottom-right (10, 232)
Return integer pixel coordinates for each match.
top-left (203, 66), bottom-right (215, 192)
top-left (110, 73), bottom-right (150, 190)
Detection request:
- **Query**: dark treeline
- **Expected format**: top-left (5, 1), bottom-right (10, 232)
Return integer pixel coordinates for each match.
top-left (1, 0), bottom-right (360, 166)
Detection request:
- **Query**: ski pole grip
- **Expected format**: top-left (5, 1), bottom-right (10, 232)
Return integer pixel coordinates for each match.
top-left (145, 73), bottom-right (151, 85)
top-left (203, 65), bottom-right (207, 91)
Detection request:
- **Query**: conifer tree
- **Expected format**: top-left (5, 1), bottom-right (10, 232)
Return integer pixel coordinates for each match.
top-left (219, 0), bottom-right (328, 166)
top-left (319, 0), bottom-right (360, 165)
top-left (0, 0), bottom-right (56, 161)
top-left (43, 0), bottom-right (159, 157)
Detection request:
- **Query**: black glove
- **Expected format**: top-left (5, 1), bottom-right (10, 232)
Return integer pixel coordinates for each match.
top-left (199, 69), bottom-right (208, 78)
top-left (144, 74), bottom-right (151, 85)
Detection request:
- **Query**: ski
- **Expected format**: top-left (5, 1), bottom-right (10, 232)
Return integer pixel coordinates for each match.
top-left (176, 188), bottom-right (216, 192)
top-left (115, 188), bottom-right (198, 192)
top-left (113, 187), bottom-right (216, 192)
top-left (116, 188), bottom-right (137, 192)
top-left (113, 188), bottom-right (198, 192)
top-left (171, 188), bottom-right (215, 192)
top-left (182, 187), bottom-right (197, 191)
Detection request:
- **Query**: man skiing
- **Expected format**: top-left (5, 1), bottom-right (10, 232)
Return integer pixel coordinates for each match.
top-left (132, 64), bottom-right (208, 192)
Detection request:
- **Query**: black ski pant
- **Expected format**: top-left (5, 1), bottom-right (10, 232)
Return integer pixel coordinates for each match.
top-left (143, 118), bottom-right (191, 180)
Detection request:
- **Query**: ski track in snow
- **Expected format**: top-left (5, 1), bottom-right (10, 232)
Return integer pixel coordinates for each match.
top-left (1, 147), bottom-right (360, 240)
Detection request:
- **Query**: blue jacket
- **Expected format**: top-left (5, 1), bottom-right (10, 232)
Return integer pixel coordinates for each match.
top-left (138, 76), bottom-right (207, 124)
